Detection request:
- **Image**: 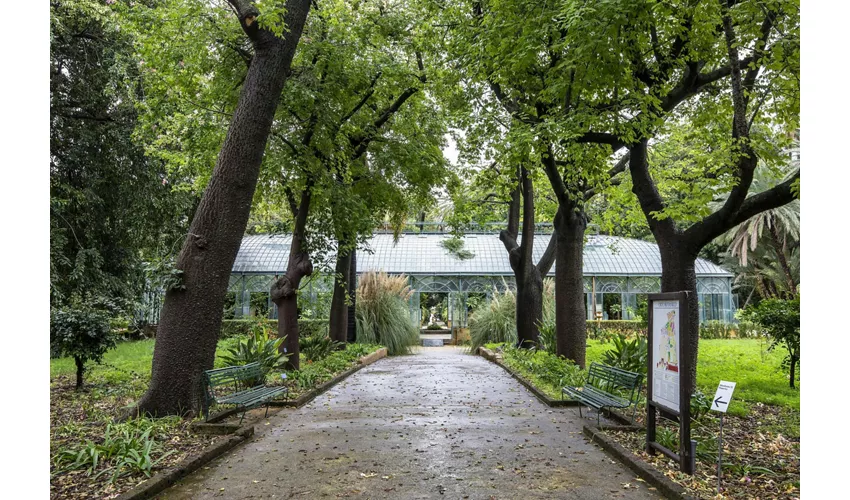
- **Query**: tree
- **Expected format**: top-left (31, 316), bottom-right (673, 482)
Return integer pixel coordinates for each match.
top-left (439, 103), bottom-right (558, 348)
top-left (574, 0), bottom-right (800, 389)
top-left (50, 303), bottom-right (117, 390)
top-left (742, 296), bottom-right (800, 388)
top-left (131, 0), bottom-right (312, 417)
top-left (498, 164), bottom-right (557, 348)
top-left (436, 0), bottom-right (631, 365)
top-left (50, 0), bottom-right (193, 310)
top-left (256, 0), bottom-right (448, 366)
top-left (722, 165), bottom-right (799, 298)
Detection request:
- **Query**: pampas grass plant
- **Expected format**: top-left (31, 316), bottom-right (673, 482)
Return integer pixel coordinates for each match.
top-left (355, 271), bottom-right (419, 355)
top-left (469, 287), bottom-right (517, 352)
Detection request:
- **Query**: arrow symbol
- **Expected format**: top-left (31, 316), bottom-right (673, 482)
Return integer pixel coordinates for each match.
top-left (714, 397), bottom-right (728, 407)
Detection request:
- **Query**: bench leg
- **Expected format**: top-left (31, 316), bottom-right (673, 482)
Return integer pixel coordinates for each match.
top-left (239, 410), bottom-right (246, 425)
top-left (265, 403), bottom-right (270, 418)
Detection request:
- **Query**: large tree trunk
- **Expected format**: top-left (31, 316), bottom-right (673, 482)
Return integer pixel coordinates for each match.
top-left (553, 206), bottom-right (588, 367)
top-left (329, 244), bottom-right (353, 344)
top-left (272, 188), bottom-right (314, 371)
top-left (133, 0), bottom-right (311, 417)
top-left (515, 269), bottom-right (543, 348)
top-left (499, 165), bottom-right (555, 349)
top-left (658, 243), bottom-right (700, 395)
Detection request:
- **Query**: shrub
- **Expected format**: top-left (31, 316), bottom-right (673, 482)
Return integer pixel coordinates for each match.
top-left (690, 389), bottom-right (712, 421)
top-left (699, 320), bottom-right (764, 339)
top-left (503, 346), bottom-right (586, 390)
top-left (601, 333), bottom-right (648, 375)
top-left (50, 304), bottom-right (117, 390)
top-left (219, 318), bottom-right (328, 339)
top-left (734, 319), bottom-right (762, 338)
top-left (587, 320), bottom-right (645, 336)
top-left (299, 318), bottom-right (329, 338)
top-left (469, 288), bottom-right (517, 352)
top-left (219, 318), bottom-right (289, 385)
top-left (699, 320), bottom-right (735, 339)
top-left (587, 325), bottom-right (620, 343)
top-left (425, 323), bottom-right (445, 330)
top-left (300, 334), bottom-right (342, 363)
top-left (355, 271), bottom-right (419, 355)
top-left (536, 319), bottom-right (557, 354)
top-left (742, 296), bottom-right (800, 388)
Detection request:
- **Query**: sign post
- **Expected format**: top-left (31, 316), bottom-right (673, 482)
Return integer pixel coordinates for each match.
top-left (646, 291), bottom-right (696, 474)
top-left (711, 381), bottom-right (736, 494)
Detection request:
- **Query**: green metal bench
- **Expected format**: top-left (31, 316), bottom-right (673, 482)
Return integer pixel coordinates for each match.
top-left (562, 362), bottom-right (642, 426)
top-left (203, 362), bottom-right (288, 424)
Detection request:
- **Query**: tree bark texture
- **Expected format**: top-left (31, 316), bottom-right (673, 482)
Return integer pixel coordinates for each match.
top-left (514, 271), bottom-right (544, 348)
top-left (553, 205), bottom-right (588, 367)
top-left (329, 244), bottom-right (353, 344)
top-left (135, 0), bottom-right (311, 417)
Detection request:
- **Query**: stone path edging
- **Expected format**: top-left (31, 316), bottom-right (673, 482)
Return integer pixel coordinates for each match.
top-left (269, 347), bottom-right (388, 408)
top-left (583, 425), bottom-right (695, 500)
top-left (478, 346), bottom-right (576, 407)
top-left (115, 424), bottom-right (254, 500)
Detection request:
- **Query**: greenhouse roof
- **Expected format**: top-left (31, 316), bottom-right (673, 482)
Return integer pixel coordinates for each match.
top-left (232, 233), bottom-right (732, 277)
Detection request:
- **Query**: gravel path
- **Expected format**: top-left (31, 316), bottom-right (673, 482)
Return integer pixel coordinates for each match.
top-left (162, 347), bottom-right (660, 499)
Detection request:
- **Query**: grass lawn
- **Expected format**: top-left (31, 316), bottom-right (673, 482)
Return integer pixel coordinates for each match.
top-left (50, 337), bottom-right (249, 382)
top-left (586, 338), bottom-right (799, 416)
top-left (489, 337), bottom-right (799, 417)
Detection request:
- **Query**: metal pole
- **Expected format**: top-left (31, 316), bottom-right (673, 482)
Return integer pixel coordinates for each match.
top-left (717, 414), bottom-right (723, 494)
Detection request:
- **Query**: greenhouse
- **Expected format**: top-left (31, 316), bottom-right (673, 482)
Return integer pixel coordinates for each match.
top-left (224, 232), bottom-right (736, 330)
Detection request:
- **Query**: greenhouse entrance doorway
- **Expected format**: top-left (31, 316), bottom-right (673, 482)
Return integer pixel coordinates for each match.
top-left (415, 291), bottom-right (487, 346)
top-left (419, 291), bottom-right (451, 346)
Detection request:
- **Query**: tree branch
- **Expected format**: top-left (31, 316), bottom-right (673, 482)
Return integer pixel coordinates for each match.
top-left (226, 0), bottom-right (261, 39)
top-left (628, 140), bottom-right (676, 238)
top-left (685, 169), bottom-right (799, 249)
top-left (536, 222), bottom-right (558, 276)
top-left (336, 71), bottom-right (382, 130)
top-left (540, 143), bottom-right (569, 206)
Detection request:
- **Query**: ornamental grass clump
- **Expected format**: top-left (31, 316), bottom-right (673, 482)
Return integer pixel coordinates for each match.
top-left (355, 271), bottom-right (419, 355)
top-left (469, 287), bottom-right (517, 352)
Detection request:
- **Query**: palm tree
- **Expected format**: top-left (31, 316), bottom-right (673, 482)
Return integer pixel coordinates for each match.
top-left (719, 143), bottom-right (800, 298)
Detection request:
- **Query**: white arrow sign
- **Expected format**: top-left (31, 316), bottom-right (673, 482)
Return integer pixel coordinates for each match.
top-left (711, 381), bottom-right (736, 413)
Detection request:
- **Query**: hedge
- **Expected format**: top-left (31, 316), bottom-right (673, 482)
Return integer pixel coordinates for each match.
top-left (586, 320), bottom-right (645, 336)
top-left (219, 318), bottom-right (329, 338)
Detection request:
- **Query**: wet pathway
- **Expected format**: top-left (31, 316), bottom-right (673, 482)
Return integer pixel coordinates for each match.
top-left (163, 347), bottom-right (660, 499)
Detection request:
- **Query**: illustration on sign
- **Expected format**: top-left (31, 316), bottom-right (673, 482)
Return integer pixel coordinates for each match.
top-left (652, 300), bottom-right (681, 412)
top-left (711, 381), bottom-right (736, 413)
